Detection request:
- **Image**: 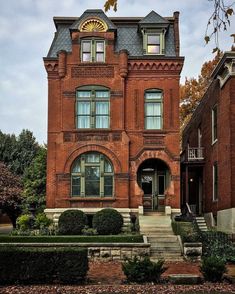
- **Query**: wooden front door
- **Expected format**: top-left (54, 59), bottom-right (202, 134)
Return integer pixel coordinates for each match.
top-left (141, 173), bottom-right (158, 211)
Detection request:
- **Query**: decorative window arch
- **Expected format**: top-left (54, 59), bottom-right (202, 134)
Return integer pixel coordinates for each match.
top-left (79, 18), bottom-right (108, 32)
top-left (145, 89), bottom-right (163, 129)
top-left (76, 85), bottom-right (110, 129)
top-left (71, 152), bottom-right (114, 197)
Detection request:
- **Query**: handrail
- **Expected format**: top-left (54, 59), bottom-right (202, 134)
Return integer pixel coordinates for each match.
top-left (188, 147), bottom-right (204, 160)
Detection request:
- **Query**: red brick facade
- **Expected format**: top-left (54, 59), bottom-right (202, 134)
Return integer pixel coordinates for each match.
top-left (44, 10), bottom-right (184, 217)
top-left (181, 51), bottom-right (235, 233)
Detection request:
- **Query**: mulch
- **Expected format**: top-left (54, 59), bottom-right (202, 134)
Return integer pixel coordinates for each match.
top-left (0, 261), bottom-right (234, 294)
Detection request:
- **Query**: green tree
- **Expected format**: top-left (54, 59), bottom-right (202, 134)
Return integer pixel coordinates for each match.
top-left (0, 131), bottom-right (17, 167)
top-left (180, 51), bottom-right (222, 126)
top-left (0, 129), bottom-right (39, 176)
top-left (0, 162), bottom-right (23, 227)
top-left (22, 146), bottom-right (47, 213)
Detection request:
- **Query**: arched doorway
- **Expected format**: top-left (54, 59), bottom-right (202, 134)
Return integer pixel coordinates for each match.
top-left (137, 159), bottom-right (170, 212)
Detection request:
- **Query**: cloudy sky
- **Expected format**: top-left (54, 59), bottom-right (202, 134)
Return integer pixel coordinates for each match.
top-left (0, 0), bottom-right (234, 144)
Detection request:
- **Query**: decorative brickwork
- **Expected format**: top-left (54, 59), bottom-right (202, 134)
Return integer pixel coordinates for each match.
top-left (71, 66), bottom-right (114, 78)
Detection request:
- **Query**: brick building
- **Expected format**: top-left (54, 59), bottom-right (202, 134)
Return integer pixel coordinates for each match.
top-left (43, 9), bottom-right (184, 223)
top-left (181, 50), bottom-right (235, 233)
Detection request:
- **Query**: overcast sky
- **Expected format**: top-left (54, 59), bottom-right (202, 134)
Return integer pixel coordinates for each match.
top-left (0, 0), bottom-right (234, 144)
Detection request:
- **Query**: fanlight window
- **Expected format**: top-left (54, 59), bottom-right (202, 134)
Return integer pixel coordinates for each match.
top-left (80, 18), bottom-right (108, 32)
top-left (71, 152), bottom-right (113, 197)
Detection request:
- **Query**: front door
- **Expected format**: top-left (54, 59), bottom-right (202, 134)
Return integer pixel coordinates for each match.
top-left (141, 173), bottom-right (158, 211)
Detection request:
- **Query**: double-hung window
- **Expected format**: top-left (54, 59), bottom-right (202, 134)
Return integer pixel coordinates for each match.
top-left (145, 90), bottom-right (163, 129)
top-left (71, 152), bottom-right (114, 197)
top-left (147, 34), bottom-right (160, 54)
top-left (76, 87), bottom-right (110, 129)
top-left (212, 105), bottom-right (218, 143)
top-left (81, 39), bottom-right (105, 62)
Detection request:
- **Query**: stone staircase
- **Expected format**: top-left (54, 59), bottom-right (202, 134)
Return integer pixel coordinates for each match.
top-left (139, 212), bottom-right (183, 261)
top-left (195, 216), bottom-right (208, 232)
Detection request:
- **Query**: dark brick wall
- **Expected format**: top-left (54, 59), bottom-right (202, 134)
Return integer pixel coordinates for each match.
top-left (182, 75), bottom-right (235, 214)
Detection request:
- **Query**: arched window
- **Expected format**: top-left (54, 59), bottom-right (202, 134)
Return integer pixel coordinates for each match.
top-left (71, 152), bottom-right (113, 197)
top-left (76, 86), bottom-right (110, 129)
top-left (145, 89), bottom-right (163, 129)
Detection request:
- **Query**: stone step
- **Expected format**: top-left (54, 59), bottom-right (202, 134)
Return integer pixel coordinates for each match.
top-left (151, 249), bottom-right (181, 254)
top-left (151, 243), bottom-right (181, 249)
top-left (148, 237), bottom-right (178, 242)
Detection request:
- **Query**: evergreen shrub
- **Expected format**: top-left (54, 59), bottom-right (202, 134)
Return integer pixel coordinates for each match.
top-left (92, 208), bottom-right (123, 235)
top-left (122, 256), bottom-right (166, 283)
top-left (58, 210), bottom-right (87, 235)
top-left (200, 256), bottom-right (227, 282)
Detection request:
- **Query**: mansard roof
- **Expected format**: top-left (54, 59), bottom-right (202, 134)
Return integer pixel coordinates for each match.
top-left (47, 10), bottom-right (177, 58)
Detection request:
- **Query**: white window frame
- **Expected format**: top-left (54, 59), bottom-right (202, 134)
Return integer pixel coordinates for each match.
top-left (144, 89), bottom-right (163, 130)
top-left (212, 105), bottom-right (218, 144)
top-left (81, 39), bottom-right (105, 63)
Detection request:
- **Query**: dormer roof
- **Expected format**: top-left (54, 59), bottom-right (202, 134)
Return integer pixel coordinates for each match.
top-left (70, 9), bottom-right (117, 31)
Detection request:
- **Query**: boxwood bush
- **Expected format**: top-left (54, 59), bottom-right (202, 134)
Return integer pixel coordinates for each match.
top-left (92, 208), bottom-right (123, 235)
top-left (58, 210), bottom-right (87, 235)
top-left (0, 246), bottom-right (88, 284)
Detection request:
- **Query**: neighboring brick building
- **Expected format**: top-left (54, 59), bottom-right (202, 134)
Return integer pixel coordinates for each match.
top-left (181, 50), bottom-right (235, 233)
top-left (43, 9), bottom-right (184, 223)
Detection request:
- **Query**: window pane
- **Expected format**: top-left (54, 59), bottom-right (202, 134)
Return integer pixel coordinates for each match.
top-left (77, 116), bottom-right (90, 128)
top-left (86, 153), bottom-right (100, 163)
top-left (96, 102), bottom-right (109, 114)
top-left (96, 42), bottom-right (104, 52)
top-left (145, 92), bottom-right (162, 99)
top-left (104, 160), bottom-right (112, 172)
top-left (82, 53), bottom-right (91, 62)
top-left (72, 176), bottom-right (81, 196)
top-left (72, 176), bottom-right (81, 186)
top-left (158, 176), bottom-right (165, 195)
top-left (104, 176), bottom-right (113, 196)
top-left (147, 35), bottom-right (160, 44)
top-left (85, 166), bottom-right (100, 196)
top-left (96, 116), bottom-right (109, 128)
top-left (78, 102), bottom-right (90, 114)
top-left (146, 103), bottom-right (161, 116)
top-left (72, 160), bottom-right (81, 172)
top-left (147, 45), bottom-right (160, 54)
top-left (96, 53), bottom-right (104, 62)
top-left (146, 117), bottom-right (161, 129)
top-left (82, 41), bottom-right (91, 52)
top-left (96, 91), bottom-right (109, 98)
top-left (77, 91), bottom-right (91, 98)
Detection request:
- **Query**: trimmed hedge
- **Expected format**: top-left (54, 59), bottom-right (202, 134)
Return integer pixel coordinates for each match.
top-left (0, 246), bottom-right (88, 284)
top-left (0, 235), bottom-right (143, 243)
top-left (92, 208), bottom-right (123, 235)
top-left (58, 210), bottom-right (87, 235)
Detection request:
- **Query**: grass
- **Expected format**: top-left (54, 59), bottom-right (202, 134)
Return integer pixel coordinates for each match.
top-left (0, 234), bottom-right (143, 243)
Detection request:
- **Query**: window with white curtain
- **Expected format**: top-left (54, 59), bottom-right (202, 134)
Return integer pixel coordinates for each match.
top-left (76, 86), bottom-right (110, 129)
top-left (145, 90), bottom-right (163, 129)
